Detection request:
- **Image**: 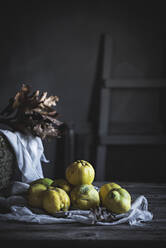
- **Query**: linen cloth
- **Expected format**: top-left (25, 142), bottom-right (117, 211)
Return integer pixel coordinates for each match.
top-left (0, 181), bottom-right (153, 226)
top-left (0, 129), bottom-right (49, 183)
top-left (0, 129), bottom-right (153, 226)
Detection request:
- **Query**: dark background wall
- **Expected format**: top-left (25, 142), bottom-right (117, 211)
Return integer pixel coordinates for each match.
top-left (0, 1), bottom-right (166, 182)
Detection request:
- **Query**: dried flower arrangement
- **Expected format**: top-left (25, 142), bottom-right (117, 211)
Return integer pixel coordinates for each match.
top-left (0, 84), bottom-right (65, 191)
top-left (0, 84), bottom-right (64, 139)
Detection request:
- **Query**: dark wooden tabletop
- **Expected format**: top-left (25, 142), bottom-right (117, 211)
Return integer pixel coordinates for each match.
top-left (0, 181), bottom-right (166, 248)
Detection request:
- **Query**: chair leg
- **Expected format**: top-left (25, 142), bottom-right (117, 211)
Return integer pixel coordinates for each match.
top-left (95, 145), bottom-right (107, 181)
top-left (159, 145), bottom-right (166, 182)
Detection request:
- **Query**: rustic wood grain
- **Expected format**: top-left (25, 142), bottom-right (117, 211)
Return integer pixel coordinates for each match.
top-left (0, 182), bottom-right (166, 248)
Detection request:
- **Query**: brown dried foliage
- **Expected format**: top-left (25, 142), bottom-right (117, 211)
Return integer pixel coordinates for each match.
top-left (0, 84), bottom-right (64, 139)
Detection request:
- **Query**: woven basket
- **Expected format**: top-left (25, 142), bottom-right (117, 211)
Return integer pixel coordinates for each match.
top-left (0, 132), bottom-right (16, 191)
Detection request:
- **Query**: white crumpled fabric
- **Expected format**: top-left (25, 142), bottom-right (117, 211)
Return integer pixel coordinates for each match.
top-left (0, 181), bottom-right (153, 226)
top-left (0, 129), bottom-right (153, 226)
top-left (0, 129), bottom-right (49, 183)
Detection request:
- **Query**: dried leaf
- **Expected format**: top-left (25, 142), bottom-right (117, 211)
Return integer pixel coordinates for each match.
top-left (0, 84), bottom-right (64, 139)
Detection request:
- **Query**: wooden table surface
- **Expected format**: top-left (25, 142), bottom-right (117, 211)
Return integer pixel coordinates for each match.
top-left (0, 181), bottom-right (166, 248)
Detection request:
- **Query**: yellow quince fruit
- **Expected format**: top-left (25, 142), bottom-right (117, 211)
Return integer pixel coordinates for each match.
top-left (28, 183), bottom-right (47, 208)
top-left (99, 182), bottom-right (121, 204)
top-left (42, 187), bottom-right (70, 214)
top-left (70, 184), bottom-right (100, 210)
top-left (65, 160), bottom-right (95, 186)
top-left (103, 188), bottom-right (131, 214)
top-left (51, 179), bottom-right (72, 194)
top-left (30, 178), bottom-right (54, 187)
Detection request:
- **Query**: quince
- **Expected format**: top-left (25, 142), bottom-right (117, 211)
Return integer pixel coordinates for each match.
top-left (42, 187), bottom-right (70, 214)
top-left (30, 178), bottom-right (53, 187)
top-left (51, 179), bottom-right (72, 194)
top-left (65, 160), bottom-right (95, 186)
top-left (99, 182), bottom-right (121, 204)
top-left (70, 184), bottom-right (100, 210)
top-left (103, 188), bottom-right (131, 214)
top-left (28, 183), bottom-right (47, 208)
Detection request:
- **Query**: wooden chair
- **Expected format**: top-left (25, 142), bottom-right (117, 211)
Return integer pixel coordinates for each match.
top-left (95, 34), bottom-right (166, 181)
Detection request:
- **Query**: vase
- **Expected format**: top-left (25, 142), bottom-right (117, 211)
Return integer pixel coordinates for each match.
top-left (0, 132), bottom-right (16, 191)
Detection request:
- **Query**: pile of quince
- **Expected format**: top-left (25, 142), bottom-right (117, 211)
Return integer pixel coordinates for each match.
top-left (27, 160), bottom-right (131, 215)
